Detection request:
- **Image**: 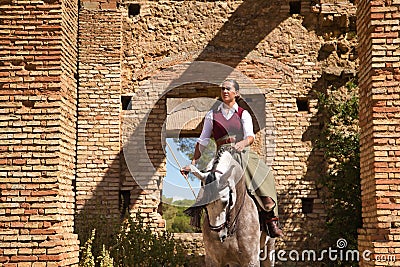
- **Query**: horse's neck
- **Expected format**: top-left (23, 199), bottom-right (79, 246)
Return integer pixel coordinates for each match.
top-left (213, 149), bottom-right (235, 173)
top-left (215, 150), bottom-right (247, 207)
top-left (211, 149), bottom-right (248, 209)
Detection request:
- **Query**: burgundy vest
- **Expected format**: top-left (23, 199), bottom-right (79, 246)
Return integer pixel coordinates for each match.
top-left (212, 107), bottom-right (244, 141)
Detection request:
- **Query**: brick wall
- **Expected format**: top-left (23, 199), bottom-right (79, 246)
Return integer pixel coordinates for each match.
top-left (0, 0), bottom-right (79, 265)
top-left (357, 0), bottom-right (400, 266)
top-left (6, 0), bottom-right (399, 266)
top-left (75, 4), bottom-right (122, 224)
top-left (173, 233), bottom-right (205, 264)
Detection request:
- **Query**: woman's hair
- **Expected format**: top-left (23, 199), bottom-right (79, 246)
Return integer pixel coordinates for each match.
top-left (224, 79), bottom-right (239, 91)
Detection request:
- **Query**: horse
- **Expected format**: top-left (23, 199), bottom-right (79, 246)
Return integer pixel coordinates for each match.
top-left (186, 146), bottom-right (276, 267)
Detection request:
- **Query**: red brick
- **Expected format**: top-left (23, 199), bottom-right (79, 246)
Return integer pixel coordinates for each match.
top-left (0, 256), bottom-right (10, 263)
top-left (12, 159), bottom-right (26, 165)
top-left (30, 229), bottom-right (57, 235)
top-left (10, 255), bottom-right (38, 262)
top-left (38, 254), bottom-right (63, 261)
top-left (30, 190), bottom-right (58, 196)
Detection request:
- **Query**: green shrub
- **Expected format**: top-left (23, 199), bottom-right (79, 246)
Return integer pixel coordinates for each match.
top-left (76, 203), bottom-right (120, 263)
top-left (112, 214), bottom-right (186, 266)
top-left (78, 211), bottom-right (187, 267)
top-left (98, 245), bottom-right (114, 267)
top-left (79, 229), bottom-right (96, 267)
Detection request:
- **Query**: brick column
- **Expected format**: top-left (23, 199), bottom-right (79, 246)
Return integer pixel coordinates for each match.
top-left (357, 0), bottom-right (400, 265)
top-left (75, 4), bottom-right (121, 219)
top-left (0, 0), bottom-right (79, 265)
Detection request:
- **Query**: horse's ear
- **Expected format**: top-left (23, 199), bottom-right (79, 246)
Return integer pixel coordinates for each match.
top-left (189, 165), bottom-right (208, 182)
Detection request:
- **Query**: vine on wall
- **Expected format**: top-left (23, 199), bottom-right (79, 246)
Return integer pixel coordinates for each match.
top-left (316, 80), bottom-right (361, 260)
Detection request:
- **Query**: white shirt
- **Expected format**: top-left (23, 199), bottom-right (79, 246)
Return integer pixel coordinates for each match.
top-left (197, 102), bottom-right (255, 146)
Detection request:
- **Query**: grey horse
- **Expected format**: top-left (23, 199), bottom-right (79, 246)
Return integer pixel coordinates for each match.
top-left (188, 147), bottom-right (275, 267)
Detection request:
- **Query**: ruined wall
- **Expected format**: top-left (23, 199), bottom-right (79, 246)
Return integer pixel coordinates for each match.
top-left (0, 0), bottom-right (79, 265)
top-left (75, 3), bottom-right (122, 225)
top-left (0, 0), bottom-right (377, 265)
top-left (173, 233), bottom-right (205, 264)
top-left (117, 0), bottom-right (358, 251)
top-left (357, 0), bottom-right (400, 265)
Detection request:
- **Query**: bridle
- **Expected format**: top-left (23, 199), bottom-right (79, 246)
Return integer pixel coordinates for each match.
top-left (205, 170), bottom-right (247, 237)
top-left (203, 145), bottom-right (247, 237)
top-left (205, 186), bottom-right (232, 232)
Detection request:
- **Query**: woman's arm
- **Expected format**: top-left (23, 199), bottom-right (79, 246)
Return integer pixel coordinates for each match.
top-left (235, 110), bottom-right (255, 151)
top-left (191, 110), bottom-right (213, 164)
top-left (234, 136), bottom-right (254, 151)
top-left (191, 142), bottom-right (205, 165)
top-left (181, 110), bottom-right (213, 175)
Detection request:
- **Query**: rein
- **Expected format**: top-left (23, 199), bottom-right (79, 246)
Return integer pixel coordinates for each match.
top-left (226, 182), bottom-right (247, 236)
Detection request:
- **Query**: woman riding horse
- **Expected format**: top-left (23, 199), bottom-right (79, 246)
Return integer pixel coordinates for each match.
top-left (188, 146), bottom-right (262, 266)
top-left (181, 79), bottom-right (283, 238)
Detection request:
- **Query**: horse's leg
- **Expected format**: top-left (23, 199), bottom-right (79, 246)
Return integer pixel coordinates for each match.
top-left (265, 237), bottom-right (276, 267)
top-left (259, 230), bottom-right (268, 266)
top-left (260, 231), bottom-right (276, 267)
top-left (238, 233), bottom-right (260, 267)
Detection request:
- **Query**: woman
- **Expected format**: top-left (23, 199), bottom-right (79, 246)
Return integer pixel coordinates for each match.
top-left (181, 79), bottom-right (283, 238)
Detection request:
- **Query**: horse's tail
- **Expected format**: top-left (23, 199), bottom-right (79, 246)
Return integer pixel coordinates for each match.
top-left (184, 205), bottom-right (204, 228)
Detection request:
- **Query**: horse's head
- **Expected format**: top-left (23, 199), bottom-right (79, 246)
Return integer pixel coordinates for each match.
top-left (190, 146), bottom-right (242, 242)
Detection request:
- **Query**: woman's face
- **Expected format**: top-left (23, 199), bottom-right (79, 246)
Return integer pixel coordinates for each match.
top-left (220, 81), bottom-right (238, 103)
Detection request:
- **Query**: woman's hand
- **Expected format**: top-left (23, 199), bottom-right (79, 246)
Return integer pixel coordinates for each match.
top-left (234, 139), bottom-right (248, 152)
top-left (180, 158), bottom-right (197, 178)
top-left (180, 165), bottom-right (191, 178)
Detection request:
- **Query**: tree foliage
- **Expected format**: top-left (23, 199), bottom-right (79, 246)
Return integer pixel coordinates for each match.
top-left (316, 81), bottom-right (361, 255)
top-left (78, 211), bottom-right (187, 267)
top-left (172, 137), bottom-right (216, 171)
top-left (162, 196), bottom-right (199, 233)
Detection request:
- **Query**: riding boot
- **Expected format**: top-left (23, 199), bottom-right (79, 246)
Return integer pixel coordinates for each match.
top-left (265, 211), bottom-right (283, 238)
top-left (260, 196), bottom-right (275, 212)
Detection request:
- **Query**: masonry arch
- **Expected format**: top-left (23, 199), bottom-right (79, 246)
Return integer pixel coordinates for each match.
top-left (121, 60), bottom-right (276, 212)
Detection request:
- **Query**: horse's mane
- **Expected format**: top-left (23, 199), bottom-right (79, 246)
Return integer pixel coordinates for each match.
top-left (202, 145), bottom-right (235, 186)
top-left (212, 145), bottom-right (236, 168)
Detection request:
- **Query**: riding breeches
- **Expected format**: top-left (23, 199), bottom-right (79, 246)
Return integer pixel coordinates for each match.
top-left (231, 147), bottom-right (279, 216)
